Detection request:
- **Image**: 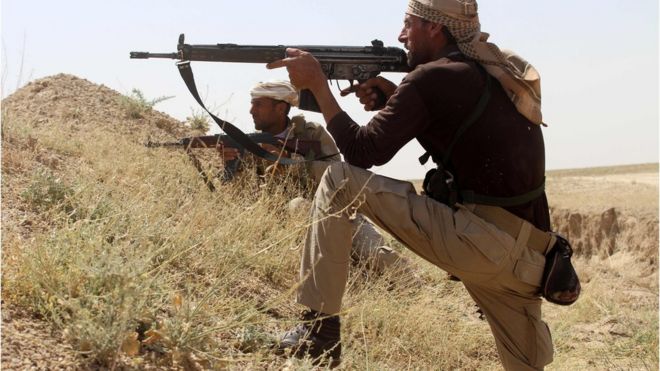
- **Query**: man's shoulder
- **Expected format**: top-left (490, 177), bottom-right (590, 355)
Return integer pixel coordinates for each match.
top-left (402, 57), bottom-right (480, 96)
top-left (289, 114), bottom-right (340, 160)
top-left (408, 56), bottom-right (474, 81)
top-left (291, 115), bottom-right (328, 138)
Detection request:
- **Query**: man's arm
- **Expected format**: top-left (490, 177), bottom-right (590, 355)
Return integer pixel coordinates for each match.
top-left (268, 50), bottom-right (429, 168)
top-left (267, 49), bottom-right (342, 124)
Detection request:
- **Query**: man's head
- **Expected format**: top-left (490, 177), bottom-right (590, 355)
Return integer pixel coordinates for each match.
top-left (400, 0), bottom-right (478, 67)
top-left (402, 0), bottom-right (543, 125)
top-left (249, 81), bottom-right (299, 134)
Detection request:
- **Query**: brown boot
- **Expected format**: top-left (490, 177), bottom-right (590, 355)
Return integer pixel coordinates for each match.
top-left (276, 309), bottom-right (341, 367)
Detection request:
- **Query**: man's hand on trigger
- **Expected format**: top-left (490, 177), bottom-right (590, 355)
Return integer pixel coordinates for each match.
top-left (217, 144), bottom-right (240, 161)
top-left (340, 76), bottom-right (397, 111)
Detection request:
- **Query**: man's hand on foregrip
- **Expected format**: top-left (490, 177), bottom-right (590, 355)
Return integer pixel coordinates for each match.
top-left (267, 48), bottom-right (343, 124)
top-left (266, 48), bottom-right (327, 93)
top-left (340, 76), bottom-right (397, 111)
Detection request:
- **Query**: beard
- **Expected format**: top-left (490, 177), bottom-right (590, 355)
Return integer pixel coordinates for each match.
top-left (407, 51), bottom-right (421, 69)
top-left (253, 119), bottom-right (266, 131)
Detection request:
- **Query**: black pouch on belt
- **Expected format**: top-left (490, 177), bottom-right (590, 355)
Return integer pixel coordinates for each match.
top-left (542, 233), bottom-right (581, 305)
top-left (422, 166), bottom-right (458, 207)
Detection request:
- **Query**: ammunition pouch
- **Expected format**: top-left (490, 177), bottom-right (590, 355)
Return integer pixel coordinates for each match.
top-left (422, 166), bottom-right (458, 207)
top-left (542, 233), bottom-right (581, 305)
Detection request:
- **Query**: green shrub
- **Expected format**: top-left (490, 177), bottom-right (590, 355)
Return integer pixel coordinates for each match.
top-left (20, 168), bottom-right (74, 213)
top-left (186, 108), bottom-right (210, 132)
top-left (118, 89), bottom-right (173, 119)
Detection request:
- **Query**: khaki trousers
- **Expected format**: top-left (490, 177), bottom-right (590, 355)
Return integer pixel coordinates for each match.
top-left (289, 196), bottom-right (403, 272)
top-left (297, 162), bottom-right (553, 370)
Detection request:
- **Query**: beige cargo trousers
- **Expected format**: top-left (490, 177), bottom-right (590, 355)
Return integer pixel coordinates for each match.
top-left (297, 162), bottom-right (554, 370)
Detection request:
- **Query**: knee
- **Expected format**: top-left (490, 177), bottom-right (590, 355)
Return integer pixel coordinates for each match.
top-left (317, 162), bottom-right (350, 193)
top-left (314, 162), bottom-right (352, 209)
top-left (324, 162), bottom-right (350, 183)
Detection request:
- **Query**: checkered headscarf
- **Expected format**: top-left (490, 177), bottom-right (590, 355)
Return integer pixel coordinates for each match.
top-left (407, 0), bottom-right (543, 125)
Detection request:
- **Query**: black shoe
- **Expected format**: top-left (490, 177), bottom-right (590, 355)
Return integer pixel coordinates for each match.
top-left (276, 309), bottom-right (341, 367)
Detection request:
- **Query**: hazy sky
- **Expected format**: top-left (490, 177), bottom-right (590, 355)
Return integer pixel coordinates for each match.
top-left (2, 0), bottom-right (658, 180)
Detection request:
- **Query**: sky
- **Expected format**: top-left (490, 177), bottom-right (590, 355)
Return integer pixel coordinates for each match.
top-left (2, 0), bottom-right (658, 180)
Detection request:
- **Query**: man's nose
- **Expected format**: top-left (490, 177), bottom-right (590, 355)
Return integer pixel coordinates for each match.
top-left (398, 28), bottom-right (406, 44)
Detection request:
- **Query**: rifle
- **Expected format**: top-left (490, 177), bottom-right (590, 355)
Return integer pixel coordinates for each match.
top-left (130, 34), bottom-right (410, 111)
top-left (146, 132), bottom-right (323, 190)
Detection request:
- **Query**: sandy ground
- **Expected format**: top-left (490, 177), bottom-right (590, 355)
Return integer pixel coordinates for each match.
top-left (547, 164), bottom-right (658, 217)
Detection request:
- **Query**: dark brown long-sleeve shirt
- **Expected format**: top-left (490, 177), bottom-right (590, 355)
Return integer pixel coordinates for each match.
top-left (327, 45), bottom-right (550, 231)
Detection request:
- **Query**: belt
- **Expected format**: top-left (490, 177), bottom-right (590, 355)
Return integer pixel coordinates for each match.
top-left (468, 204), bottom-right (555, 256)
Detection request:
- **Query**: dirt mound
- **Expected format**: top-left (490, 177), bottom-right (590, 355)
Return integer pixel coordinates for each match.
top-left (1, 308), bottom-right (79, 370)
top-left (1, 74), bottom-right (202, 242)
top-left (2, 73), bottom-right (193, 142)
top-left (1, 74), bottom-right (206, 370)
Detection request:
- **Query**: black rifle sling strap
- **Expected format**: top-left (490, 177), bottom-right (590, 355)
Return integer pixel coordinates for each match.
top-left (176, 61), bottom-right (301, 166)
top-left (419, 68), bottom-right (545, 207)
top-left (418, 68), bottom-right (492, 168)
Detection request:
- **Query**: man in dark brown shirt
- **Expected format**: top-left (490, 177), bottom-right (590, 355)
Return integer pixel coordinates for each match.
top-left (268, 1), bottom-right (554, 369)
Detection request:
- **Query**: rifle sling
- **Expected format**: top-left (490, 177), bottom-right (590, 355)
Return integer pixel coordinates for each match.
top-left (176, 61), bottom-right (302, 166)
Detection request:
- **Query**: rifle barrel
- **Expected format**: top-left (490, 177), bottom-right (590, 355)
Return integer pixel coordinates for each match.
top-left (130, 52), bottom-right (179, 59)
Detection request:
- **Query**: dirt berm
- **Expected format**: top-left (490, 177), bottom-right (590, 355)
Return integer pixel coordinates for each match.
top-left (547, 164), bottom-right (658, 276)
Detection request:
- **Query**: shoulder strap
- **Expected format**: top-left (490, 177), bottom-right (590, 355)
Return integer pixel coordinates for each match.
top-left (442, 70), bottom-right (492, 166)
top-left (419, 67), bottom-right (544, 207)
top-left (419, 68), bottom-right (492, 166)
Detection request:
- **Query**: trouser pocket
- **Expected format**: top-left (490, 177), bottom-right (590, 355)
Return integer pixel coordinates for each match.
top-left (513, 247), bottom-right (546, 289)
top-left (453, 207), bottom-right (516, 275)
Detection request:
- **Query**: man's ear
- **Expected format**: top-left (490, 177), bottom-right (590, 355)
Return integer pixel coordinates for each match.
top-left (427, 22), bottom-right (445, 39)
top-left (275, 101), bottom-right (288, 115)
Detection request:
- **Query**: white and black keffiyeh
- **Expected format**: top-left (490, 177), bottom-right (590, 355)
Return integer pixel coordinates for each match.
top-left (407, 0), bottom-right (543, 125)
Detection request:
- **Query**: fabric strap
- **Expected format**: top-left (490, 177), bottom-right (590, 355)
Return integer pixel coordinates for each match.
top-left (419, 66), bottom-right (544, 207)
top-left (407, 0), bottom-right (543, 125)
top-left (176, 61), bottom-right (305, 166)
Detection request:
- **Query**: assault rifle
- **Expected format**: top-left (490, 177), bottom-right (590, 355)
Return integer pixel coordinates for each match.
top-left (146, 132), bottom-right (323, 190)
top-left (130, 34), bottom-right (410, 111)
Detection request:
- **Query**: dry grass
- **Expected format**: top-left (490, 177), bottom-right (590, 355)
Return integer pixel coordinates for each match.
top-left (1, 77), bottom-right (658, 370)
top-left (3, 108), bottom-right (498, 369)
top-left (547, 163), bottom-right (658, 177)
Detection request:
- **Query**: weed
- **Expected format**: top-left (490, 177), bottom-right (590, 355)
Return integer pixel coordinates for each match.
top-left (186, 108), bottom-right (210, 132)
top-left (20, 168), bottom-right (74, 213)
top-left (118, 88), bottom-right (173, 119)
